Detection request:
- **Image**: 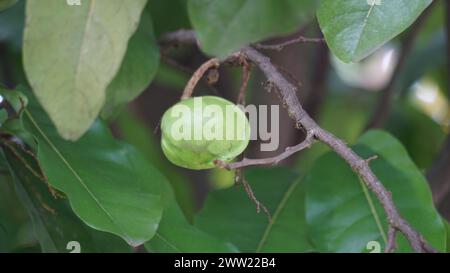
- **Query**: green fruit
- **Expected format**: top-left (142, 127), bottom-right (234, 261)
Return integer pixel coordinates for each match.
top-left (161, 96), bottom-right (250, 170)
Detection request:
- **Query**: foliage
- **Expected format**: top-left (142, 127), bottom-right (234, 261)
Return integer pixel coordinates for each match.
top-left (0, 0), bottom-right (448, 253)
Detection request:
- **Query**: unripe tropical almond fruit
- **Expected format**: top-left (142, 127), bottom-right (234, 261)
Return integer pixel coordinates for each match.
top-left (161, 96), bottom-right (250, 170)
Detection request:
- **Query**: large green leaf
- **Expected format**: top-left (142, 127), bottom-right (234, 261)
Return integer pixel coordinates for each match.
top-left (195, 167), bottom-right (313, 252)
top-left (148, 0), bottom-right (190, 36)
top-left (317, 0), bottom-right (432, 62)
top-left (2, 141), bottom-right (133, 253)
top-left (23, 0), bottom-right (148, 140)
top-left (305, 130), bottom-right (445, 252)
top-left (116, 109), bottom-right (195, 220)
top-left (188, 0), bottom-right (317, 58)
top-left (20, 92), bottom-right (167, 247)
top-left (145, 184), bottom-right (238, 253)
top-left (102, 11), bottom-right (160, 119)
top-left (0, 155), bottom-right (33, 253)
top-left (0, 0), bottom-right (17, 12)
top-left (1, 141), bottom-right (97, 253)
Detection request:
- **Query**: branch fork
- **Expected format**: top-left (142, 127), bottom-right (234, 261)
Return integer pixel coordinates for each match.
top-left (161, 30), bottom-right (437, 253)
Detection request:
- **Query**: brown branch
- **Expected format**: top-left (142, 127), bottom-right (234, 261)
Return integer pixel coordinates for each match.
top-left (274, 64), bottom-right (303, 90)
top-left (241, 46), bottom-right (436, 253)
top-left (161, 54), bottom-right (221, 96)
top-left (237, 57), bottom-right (252, 105)
top-left (242, 178), bottom-right (272, 222)
top-left (365, 2), bottom-right (436, 130)
top-left (384, 227), bottom-right (397, 253)
top-left (215, 134), bottom-right (315, 170)
top-left (181, 58), bottom-right (220, 100)
top-left (159, 30), bottom-right (437, 253)
top-left (255, 36), bottom-right (324, 51)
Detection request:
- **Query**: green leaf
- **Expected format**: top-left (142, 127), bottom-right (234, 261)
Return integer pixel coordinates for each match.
top-left (147, 0), bottom-right (190, 36)
top-left (0, 88), bottom-right (35, 147)
top-left (145, 186), bottom-right (238, 253)
top-left (0, 0), bottom-right (17, 12)
top-left (0, 88), bottom-right (28, 113)
top-left (1, 141), bottom-right (97, 253)
top-left (88, 230), bottom-right (133, 253)
top-left (188, 0), bottom-right (317, 58)
top-left (317, 0), bottom-right (432, 62)
top-left (116, 108), bottom-right (195, 220)
top-left (445, 220), bottom-right (450, 253)
top-left (387, 102), bottom-right (447, 169)
top-left (0, 158), bottom-right (33, 253)
top-left (195, 167), bottom-right (313, 252)
top-left (102, 11), bottom-right (160, 119)
top-left (305, 130), bottom-right (445, 252)
top-left (21, 92), bottom-right (167, 247)
top-left (23, 0), bottom-right (148, 140)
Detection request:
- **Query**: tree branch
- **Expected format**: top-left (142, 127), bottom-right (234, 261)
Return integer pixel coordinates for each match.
top-left (384, 227), bottom-right (397, 253)
top-left (255, 36), bottom-right (324, 51)
top-left (181, 58), bottom-right (220, 100)
top-left (159, 30), bottom-right (437, 253)
top-left (237, 57), bottom-right (252, 105)
top-left (215, 134), bottom-right (316, 170)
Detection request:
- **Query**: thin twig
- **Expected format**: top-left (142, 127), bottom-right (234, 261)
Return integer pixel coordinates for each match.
top-left (242, 178), bottom-right (272, 222)
top-left (181, 58), bottom-right (220, 100)
top-left (384, 227), bottom-right (397, 253)
top-left (241, 45), bottom-right (436, 253)
top-left (274, 64), bottom-right (303, 90)
top-left (255, 36), bottom-right (324, 51)
top-left (215, 134), bottom-right (315, 170)
top-left (237, 56), bottom-right (252, 105)
top-left (161, 54), bottom-right (220, 96)
top-left (160, 30), bottom-right (437, 253)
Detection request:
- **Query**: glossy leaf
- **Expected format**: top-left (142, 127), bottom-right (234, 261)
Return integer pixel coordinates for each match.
top-left (23, 0), bottom-right (148, 140)
top-left (21, 92), bottom-right (167, 247)
top-left (0, 156), bottom-right (33, 253)
top-left (102, 11), bottom-right (160, 119)
top-left (148, 0), bottom-right (190, 36)
top-left (317, 0), bottom-right (432, 62)
top-left (1, 141), bottom-right (97, 253)
top-left (195, 167), bottom-right (313, 252)
top-left (145, 184), bottom-right (238, 253)
top-left (305, 130), bottom-right (445, 252)
top-left (116, 109), bottom-right (195, 220)
top-left (188, 0), bottom-right (317, 58)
